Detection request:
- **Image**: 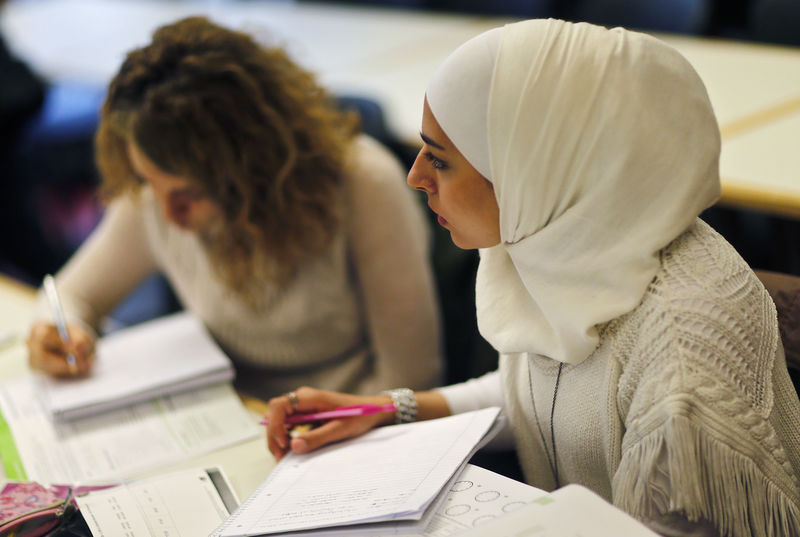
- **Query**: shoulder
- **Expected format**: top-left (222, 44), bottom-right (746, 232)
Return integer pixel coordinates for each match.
top-left (106, 187), bottom-right (175, 252)
top-left (102, 189), bottom-right (152, 224)
top-left (654, 219), bottom-right (775, 340)
top-left (612, 219), bottom-right (779, 417)
top-left (340, 135), bottom-right (430, 249)
top-left (343, 134), bottom-right (408, 189)
top-left (620, 218), bottom-right (774, 344)
top-left (341, 134), bottom-right (424, 218)
top-left (660, 219), bottom-right (758, 291)
top-left (110, 187), bottom-right (162, 229)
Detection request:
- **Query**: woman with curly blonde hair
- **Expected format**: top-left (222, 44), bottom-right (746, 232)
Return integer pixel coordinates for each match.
top-left (26, 16), bottom-right (442, 399)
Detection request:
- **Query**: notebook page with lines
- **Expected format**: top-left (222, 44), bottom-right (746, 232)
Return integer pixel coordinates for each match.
top-left (212, 407), bottom-right (501, 537)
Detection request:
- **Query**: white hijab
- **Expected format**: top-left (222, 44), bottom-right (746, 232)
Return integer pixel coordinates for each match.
top-left (426, 19), bottom-right (721, 364)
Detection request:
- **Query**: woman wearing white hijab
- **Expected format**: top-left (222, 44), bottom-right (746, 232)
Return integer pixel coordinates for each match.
top-left (265, 19), bottom-right (800, 536)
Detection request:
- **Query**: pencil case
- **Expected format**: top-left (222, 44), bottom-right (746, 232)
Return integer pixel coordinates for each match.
top-left (0, 483), bottom-right (79, 537)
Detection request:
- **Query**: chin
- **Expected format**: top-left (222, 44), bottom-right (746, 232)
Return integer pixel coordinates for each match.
top-left (450, 231), bottom-right (501, 251)
top-left (449, 232), bottom-right (476, 251)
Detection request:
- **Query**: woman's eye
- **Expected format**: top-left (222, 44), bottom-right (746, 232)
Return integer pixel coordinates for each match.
top-left (424, 152), bottom-right (448, 170)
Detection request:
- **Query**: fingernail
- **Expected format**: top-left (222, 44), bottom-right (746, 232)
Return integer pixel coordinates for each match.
top-left (292, 438), bottom-right (308, 453)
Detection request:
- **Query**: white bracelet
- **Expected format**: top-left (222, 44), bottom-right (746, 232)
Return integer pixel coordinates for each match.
top-left (381, 388), bottom-right (417, 424)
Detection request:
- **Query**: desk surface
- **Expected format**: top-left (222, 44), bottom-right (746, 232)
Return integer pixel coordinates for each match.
top-left (3, 0), bottom-right (799, 217)
top-left (0, 274), bottom-right (275, 500)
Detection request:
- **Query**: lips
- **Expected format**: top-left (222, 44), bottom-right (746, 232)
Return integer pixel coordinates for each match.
top-left (428, 203), bottom-right (448, 226)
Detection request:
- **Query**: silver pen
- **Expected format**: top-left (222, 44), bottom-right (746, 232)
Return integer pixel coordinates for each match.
top-left (43, 274), bottom-right (79, 375)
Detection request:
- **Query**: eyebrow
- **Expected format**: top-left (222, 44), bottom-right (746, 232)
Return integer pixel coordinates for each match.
top-left (420, 132), bottom-right (445, 151)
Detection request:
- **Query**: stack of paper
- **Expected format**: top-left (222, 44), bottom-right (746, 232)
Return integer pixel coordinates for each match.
top-left (78, 467), bottom-right (239, 537)
top-left (0, 378), bottom-right (260, 484)
top-left (211, 407), bottom-right (503, 537)
top-left (37, 312), bottom-right (234, 421)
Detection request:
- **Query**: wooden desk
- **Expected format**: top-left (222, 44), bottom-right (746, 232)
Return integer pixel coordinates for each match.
top-left (659, 36), bottom-right (800, 218)
top-left (0, 274), bottom-right (275, 499)
top-left (716, 110), bottom-right (800, 218)
top-left (3, 0), bottom-right (798, 217)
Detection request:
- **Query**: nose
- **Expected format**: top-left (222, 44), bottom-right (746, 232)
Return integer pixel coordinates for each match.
top-left (407, 151), bottom-right (435, 194)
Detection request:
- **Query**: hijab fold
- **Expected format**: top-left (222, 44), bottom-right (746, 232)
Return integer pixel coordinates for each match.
top-left (426, 19), bottom-right (721, 364)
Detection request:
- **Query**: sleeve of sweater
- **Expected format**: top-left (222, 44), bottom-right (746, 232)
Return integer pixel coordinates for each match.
top-left (33, 194), bottom-right (159, 331)
top-left (613, 229), bottom-right (800, 537)
top-left (343, 136), bottom-right (443, 393)
top-left (437, 370), bottom-right (515, 450)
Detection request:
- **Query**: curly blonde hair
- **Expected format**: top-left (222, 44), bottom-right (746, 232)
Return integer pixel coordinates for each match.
top-left (96, 16), bottom-right (359, 292)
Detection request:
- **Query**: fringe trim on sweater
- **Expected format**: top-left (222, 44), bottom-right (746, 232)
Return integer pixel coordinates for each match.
top-left (613, 414), bottom-right (800, 537)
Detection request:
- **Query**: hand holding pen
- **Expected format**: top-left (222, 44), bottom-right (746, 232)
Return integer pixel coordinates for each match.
top-left (261, 403), bottom-right (397, 426)
top-left (26, 275), bottom-right (95, 377)
top-left (264, 387), bottom-right (398, 461)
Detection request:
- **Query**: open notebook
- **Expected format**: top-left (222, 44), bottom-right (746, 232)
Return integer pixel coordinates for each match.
top-left (36, 312), bottom-right (234, 421)
top-left (212, 407), bottom-right (504, 537)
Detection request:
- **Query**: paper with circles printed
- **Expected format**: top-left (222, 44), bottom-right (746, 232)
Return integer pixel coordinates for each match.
top-left (419, 464), bottom-right (547, 536)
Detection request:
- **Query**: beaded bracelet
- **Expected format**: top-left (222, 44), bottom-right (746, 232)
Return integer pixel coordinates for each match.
top-left (381, 388), bottom-right (418, 424)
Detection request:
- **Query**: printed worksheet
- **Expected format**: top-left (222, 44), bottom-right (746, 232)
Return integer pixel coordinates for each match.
top-left (455, 484), bottom-right (659, 537)
top-left (79, 467), bottom-right (237, 537)
top-left (0, 377), bottom-right (260, 484)
top-left (419, 464), bottom-right (547, 536)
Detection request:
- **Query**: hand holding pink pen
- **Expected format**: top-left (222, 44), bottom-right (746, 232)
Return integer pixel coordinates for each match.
top-left (260, 403), bottom-right (397, 426)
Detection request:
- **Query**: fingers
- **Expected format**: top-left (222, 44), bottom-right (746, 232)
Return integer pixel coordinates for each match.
top-left (264, 387), bottom-right (388, 460)
top-left (69, 325), bottom-right (95, 358)
top-left (289, 416), bottom-right (378, 454)
top-left (27, 322), bottom-right (95, 377)
top-left (265, 391), bottom-right (297, 461)
top-left (264, 386), bottom-right (346, 461)
top-left (265, 387), bottom-right (322, 460)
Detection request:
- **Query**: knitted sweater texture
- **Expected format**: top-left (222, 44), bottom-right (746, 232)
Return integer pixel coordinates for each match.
top-left (500, 220), bottom-right (800, 536)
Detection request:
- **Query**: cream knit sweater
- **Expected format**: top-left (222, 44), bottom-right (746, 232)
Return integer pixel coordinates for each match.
top-left (37, 135), bottom-right (442, 399)
top-left (443, 220), bottom-right (800, 537)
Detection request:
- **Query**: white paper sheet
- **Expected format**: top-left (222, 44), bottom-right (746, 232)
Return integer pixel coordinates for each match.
top-left (79, 467), bottom-right (237, 537)
top-left (37, 312), bottom-right (234, 421)
top-left (455, 484), bottom-right (659, 537)
top-left (0, 377), bottom-right (260, 484)
top-left (303, 463), bottom-right (547, 537)
top-left (213, 408), bottom-right (501, 537)
top-left (416, 464), bottom-right (547, 536)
